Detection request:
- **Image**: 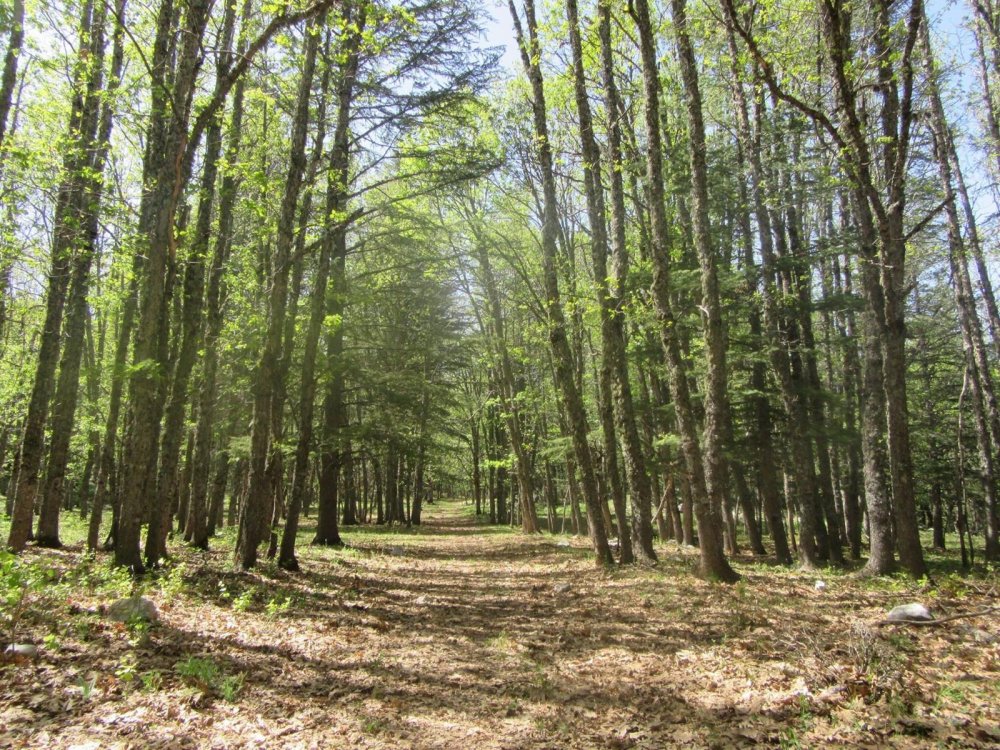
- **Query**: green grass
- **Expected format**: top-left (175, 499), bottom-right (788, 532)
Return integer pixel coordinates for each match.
top-left (2, 499), bottom-right (996, 592)
top-left (0, 503), bottom-right (105, 547)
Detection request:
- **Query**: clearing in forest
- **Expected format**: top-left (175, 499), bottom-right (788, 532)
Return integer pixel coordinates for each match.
top-left (1, 499), bottom-right (998, 749)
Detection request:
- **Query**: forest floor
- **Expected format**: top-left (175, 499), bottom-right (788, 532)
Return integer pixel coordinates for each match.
top-left (1, 500), bottom-right (999, 749)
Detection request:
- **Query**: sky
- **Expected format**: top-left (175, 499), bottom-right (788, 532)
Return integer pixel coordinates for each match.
top-left (480, 0), bottom-right (520, 71)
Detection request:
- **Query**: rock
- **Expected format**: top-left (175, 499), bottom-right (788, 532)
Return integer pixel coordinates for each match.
top-left (106, 596), bottom-right (159, 624)
top-left (413, 595), bottom-right (428, 605)
top-left (552, 583), bottom-right (572, 595)
top-left (814, 580), bottom-right (827, 592)
top-left (958, 624), bottom-right (997, 644)
top-left (816, 685), bottom-right (846, 705)
top-left (556, 540), bottom-right (571, 548)
top-left (886, 603), bottom-right (933, 622)
top-left (3, 643), bottom-right (38, 660)
top-left (388, 546), bottom-right (405, 556)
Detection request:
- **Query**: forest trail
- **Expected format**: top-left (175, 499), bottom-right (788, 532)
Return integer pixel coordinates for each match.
top-left (4, 501), bottom-right (999, 749)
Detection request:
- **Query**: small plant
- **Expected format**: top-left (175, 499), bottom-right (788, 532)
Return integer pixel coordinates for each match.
top-left (504, 697), bottom-right (522, 717)
top-left (74, 619), bottom-right (92, 640)
top-left (125, 615), bottom-right (151, 646)
top-left (115, 654), bottom-right (139, 684)
top-left (932, 573), bottom-right (970, 600)
top-left (218, 673), bottom-right (244, 702)
top-left (174, 655), bottom-right (243, 702)
top-left (531, 663), bottom-right (551, 697)
top-left (140, 669), bottom-right (163, 693)
top-left (846, 622), bottom-right (903, 698)
top-left (158, 563), bottom-right (187, 601)
top-left (76, 558), bottom-right (134, 599)
top-left (175, 656), bottom-right (219, 688)
top-left (265, 594), bottom-right (291, 618)
top-left (232, 588), bottom-right (255, 612)
top-left (887, 694), bottom-right (913, 718)
top-left (779, 726), bottom-right (802, 750)
top-left (42, 632), bottom-right (60, 652)
top-left (937, 682), bottom-right (967, 705)
top-left (76, 675), bottom-right (96, 701)
top-left (0, 551), bottom-right (55, 643)
top-left (726, 581), bottom-right (758, 632)
top-left (488, 630), bottom-right (513, 652)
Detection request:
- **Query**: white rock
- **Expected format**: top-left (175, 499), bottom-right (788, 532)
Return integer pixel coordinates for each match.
top-left (106, 596), bottom-right (159, 624)
top-left (3, 643), bottom-right (38, 659)
top-left (553, 583), bottom-right (572, 594)
top-left (814, 580), bottom-right (827, 592)
top-left (886, 603), bottom-right (933, 622)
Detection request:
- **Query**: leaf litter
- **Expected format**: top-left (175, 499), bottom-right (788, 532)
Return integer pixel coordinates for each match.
top-left (1, 500), bottom-right (998, 749)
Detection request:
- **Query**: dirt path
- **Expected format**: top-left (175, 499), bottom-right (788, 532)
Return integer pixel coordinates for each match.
top-left (3, 499), bottom-right (999, 748)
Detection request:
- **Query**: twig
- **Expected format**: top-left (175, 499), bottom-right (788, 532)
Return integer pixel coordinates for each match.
top-left (875, 606), bottom-right (999, 627)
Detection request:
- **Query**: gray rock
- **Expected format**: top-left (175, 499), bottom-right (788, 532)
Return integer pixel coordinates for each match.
top-left (958, 624), bottom-right (997, 644)
top-left (553, 583), bottom-right (572, 594)
top-left (886, 603), bottom-right (933, 622)
top-left (3, 643), bottom-right (38, 659)
top-left (106, 596), bottom-right (159, 624)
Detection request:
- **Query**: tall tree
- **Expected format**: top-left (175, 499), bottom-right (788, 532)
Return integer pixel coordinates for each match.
top-left (236, 17), bottom-right (322, 569)
top-left (509, 0), bottom-right (611, 564)
top-left (8, 0), bottom-right (108, 552)
top-left (630, 0), bottom-right (737, 581)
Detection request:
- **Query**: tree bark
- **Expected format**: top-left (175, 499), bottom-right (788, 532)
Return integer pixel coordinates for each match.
top-left (147, 0), bottom-right (239, 562)
top-left (116, 0), bottom-right (213, 571)
top-left (314, 2), bottom-right (366, 547)
top-left (279, 59), bottom-right (335, 567)
top-left (36, 0), bottom-right (119, 546)
top-left (236, 18), bottom-right (321, 568)
top-left (629, 0), bottom-right (736, 580)
top-left (509, 0), bottom-right (611, 565)
top-left (8, 0), bottom-right (105, 552)
top-left (188, 0), bottom-right (253, 552)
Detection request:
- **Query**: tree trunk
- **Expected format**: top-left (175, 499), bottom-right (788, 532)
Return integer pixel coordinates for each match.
top-left (147, 0), bottom-right (239, 562)
top-left (236, 18), bottom-right (320, 568)
top-left (313, 3), bottom-right (365, 547)
top-left (279, 94), bottom-right (335, 567)
top-left (509, 0), bottom-right (610, 565)
top-left (922, 22), bottom-right (1000, 560)
top-left (37, 0), bottom-right (118, 546)
top-left (630, 0), bottom-right (735, 580)
top-left (188, 0), bottom-right (252, 552)
top-left (670, 0), bottom-right (740, 579)
top-left (8, 0), bottom-right (105, 552)
top-left (117, 0), bottom-right (213, 572)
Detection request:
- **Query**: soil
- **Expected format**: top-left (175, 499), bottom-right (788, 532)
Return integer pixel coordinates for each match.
top-left (2, 499), bottom-right (998, 749)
